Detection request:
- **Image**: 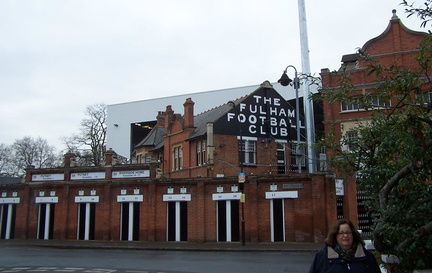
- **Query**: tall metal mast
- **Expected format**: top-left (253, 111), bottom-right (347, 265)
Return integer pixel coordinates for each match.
top-left (298, 0), bottom-right (316, 173)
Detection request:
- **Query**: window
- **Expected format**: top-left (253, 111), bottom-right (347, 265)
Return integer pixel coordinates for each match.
top-left (276, 142), bottom-right (286, 174)
top-left (341, 95), bottom-right (390, 112)
top-left (369, 97), bottom-right (390, 108)
top-left (341, 100), bottom-right (361, 112)
top-left (422, 90), bottom-right (432, 103)
top-left (238, 137), bottom-right (256, 166)
top-left (173, 146), bottom-right (182, 170)
top-left (144, 153), bottom-right (151, 164)
top-left (196, 140), bottom-right (206, 166)
top-left (346, 131), bottom-right (359, 152)
top-left (136, 154), bottom-right (141, 163)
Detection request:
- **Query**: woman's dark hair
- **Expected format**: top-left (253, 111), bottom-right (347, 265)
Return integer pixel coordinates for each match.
top-left (324, 219), bottom-right (364, 248)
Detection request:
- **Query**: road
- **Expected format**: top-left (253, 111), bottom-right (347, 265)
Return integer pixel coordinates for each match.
top-left (0, 245), bottom-right (315, 273)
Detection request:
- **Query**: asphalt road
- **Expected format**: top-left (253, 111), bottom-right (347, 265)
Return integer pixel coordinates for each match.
top-left (0, 245), bottom-right (315, 273)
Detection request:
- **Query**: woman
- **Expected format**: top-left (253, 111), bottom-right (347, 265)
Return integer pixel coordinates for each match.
top-left (309, 219), bottom-right (381, 273)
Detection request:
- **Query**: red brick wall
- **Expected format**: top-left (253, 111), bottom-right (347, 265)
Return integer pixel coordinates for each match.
top-left (1, 172), bottom-right (335, 243)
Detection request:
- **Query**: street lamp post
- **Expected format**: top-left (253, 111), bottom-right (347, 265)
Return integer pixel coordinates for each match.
top-left (278, 65), bottom-right (302, 173)
top-left (228, 100), bottom-right (246, 246)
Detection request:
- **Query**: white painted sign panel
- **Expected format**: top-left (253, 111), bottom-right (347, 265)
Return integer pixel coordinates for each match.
top-left (74, 196), bottom-right (100, 203)
top-left (212, 193), bottom-right (241, 201)
top-left (71, 172), bottom-right (105, 180)
top-left (0, 197), bottom-right (20, 204)
top-left (265, 191), bottom-right (298, 199)
top-left (117, 195), bottom-right (144, 202)
top-left (35, 197), bottom-right (59, 203)
top-left (163, 194), bottom-right (191, 202)
top-left (32, 173), bottom-right (64, 181)
top-left (112, 170), bottom-right (150, 178)
top-left (335, 179), bottom-right (344, 196)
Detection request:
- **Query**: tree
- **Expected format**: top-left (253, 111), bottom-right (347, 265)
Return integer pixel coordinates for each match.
top-left (0, 143), bottom-right (16, 176)
top-left (63, 103), bottom-right (107, 166)
top-left (317, 2), bottom-right (432, 272)
top-left (11, 136), bottom-right (60, 176)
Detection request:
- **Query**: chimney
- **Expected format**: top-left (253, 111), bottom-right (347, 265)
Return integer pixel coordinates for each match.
top-left (63, 151), bottom-right (75, 168)
top-left (156, 111), bottom-right (165, 127)
top-left (164, 105), bottom-right (174, 131)
top-left (105, 148), bottom-right (117, 166)
top-left (183, 98), bottom-right (195, 128)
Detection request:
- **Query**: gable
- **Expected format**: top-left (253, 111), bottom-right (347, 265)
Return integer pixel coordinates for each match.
top-left (362, 12), bottom-right (426, 56)
top-left (213, 84), bottom-right (303, 141)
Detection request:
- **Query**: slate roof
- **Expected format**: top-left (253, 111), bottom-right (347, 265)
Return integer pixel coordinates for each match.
top-left (187, 92), bottom-right (249, 140)
top-left (152, 134), bottom-right (165, 151)
top-left (339, 53), bottom-right (359, 72)
top-left (135, 127), bottom-right (165, 150)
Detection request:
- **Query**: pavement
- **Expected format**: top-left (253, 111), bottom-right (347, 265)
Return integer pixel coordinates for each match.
top-left (0, 239), bottom-right (323, 252)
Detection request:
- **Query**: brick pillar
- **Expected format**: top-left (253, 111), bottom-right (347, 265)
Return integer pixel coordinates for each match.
top-left (147, 182), bottom-right (157, 241)
top-left (100, 183), bottom-right (112, 240)
top-left (195, 181), bottom-right (205, 242)
top-left (15, 186), bottom-right (31, 239)
top-left (66, 185), bottom-right (78, 240)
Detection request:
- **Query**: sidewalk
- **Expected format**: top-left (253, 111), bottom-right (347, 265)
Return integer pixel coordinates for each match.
top-left (0, 239), bottom-right (323, 252)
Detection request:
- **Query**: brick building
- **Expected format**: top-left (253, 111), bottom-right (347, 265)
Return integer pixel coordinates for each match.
top-left (0, 81), bottom-right (336, 243)
top-left (135, 81), bottom-right (309, 178)
top-left (319, 10), bottom-right (428, 236)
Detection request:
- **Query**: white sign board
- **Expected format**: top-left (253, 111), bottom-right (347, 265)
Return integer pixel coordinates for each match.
top-left (71, 172), bottom-right (106, 180)
top-left (265, 191), bottom-right (298, 199)
top-left (74, 196), bottom-right (100, 203)
top-left (212, 193), bottom-right (241, 201)
top-left (32, 173), bottom-right (64, 181)
top-left (335, 179), bottom-right (345, 196)
top-left (35, 197), bottom-right (59, 203)
top-left (163, 194), bottom-right (191, 202)
top-left (117, 195), bottom-right (144, 202)
top-left (112, 170), bottom-right (150, 178)
top-left (0, 198), bottom-right (20, 204)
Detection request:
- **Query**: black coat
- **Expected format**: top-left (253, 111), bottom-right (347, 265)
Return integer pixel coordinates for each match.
top-left (309, 244), bottom-right (381, 273)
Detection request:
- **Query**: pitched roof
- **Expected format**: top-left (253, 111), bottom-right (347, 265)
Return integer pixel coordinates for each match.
top-left (135, 127), bottom-right (165, 149)
top-left (189, 81), bottom-right (283, 140)
top-left (188, 103), bottom-right (231, 140)
top-left (187, 91), bottom-right (249, 140)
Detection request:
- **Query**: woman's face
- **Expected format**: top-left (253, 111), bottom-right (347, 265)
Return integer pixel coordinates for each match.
top-left (336, 223), bottom-right (354, 250)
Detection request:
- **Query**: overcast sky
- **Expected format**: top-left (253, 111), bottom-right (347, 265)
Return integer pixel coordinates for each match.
top-left (0, 0), bottom-right (426, 151)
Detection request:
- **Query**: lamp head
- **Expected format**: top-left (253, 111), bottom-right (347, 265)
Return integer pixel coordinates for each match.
top-left (278, 72), bottom-right (292, 86)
